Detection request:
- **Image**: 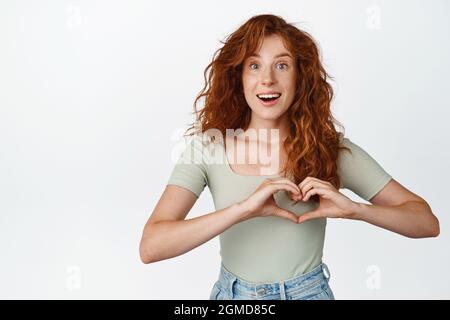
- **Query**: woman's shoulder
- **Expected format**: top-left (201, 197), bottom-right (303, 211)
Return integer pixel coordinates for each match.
top-left (336, 133), bottom-right (389, 174)
top-left (181, 131), bottom-right (225, 164)
top-left (337, 132), bottom-right (359, 155)
top-left (187, 130), bottom-right (225, 150)
top-left (337, 132), bottom-right (350, 146)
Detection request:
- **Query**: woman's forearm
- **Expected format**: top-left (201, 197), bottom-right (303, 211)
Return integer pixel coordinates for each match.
top-left (348, 200), bottom-right (440, 238)
top-left (140, 203), bottom-right (249, 264)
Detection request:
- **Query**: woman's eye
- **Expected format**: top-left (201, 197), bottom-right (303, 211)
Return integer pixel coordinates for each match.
top-left (248, 62), bottom-right (288, 70)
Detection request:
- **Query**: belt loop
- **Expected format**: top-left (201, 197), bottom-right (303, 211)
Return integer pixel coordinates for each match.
top-left (228, 276), bottom-right (237, 299)
top-left (279, 280), bottom-right (286, 300)
top-left (322, 263), bottom-right (330, 281)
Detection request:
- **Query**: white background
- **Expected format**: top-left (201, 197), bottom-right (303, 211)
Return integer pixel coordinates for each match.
top-left (0, 0), bottom-right (449, 299)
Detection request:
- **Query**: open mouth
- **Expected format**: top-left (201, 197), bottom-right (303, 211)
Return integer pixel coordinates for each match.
top-left (256, 93), bottom-right (281, 104)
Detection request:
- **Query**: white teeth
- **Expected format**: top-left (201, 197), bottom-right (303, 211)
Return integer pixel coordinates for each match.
top-left (257, 93), bottom-right (281, 99)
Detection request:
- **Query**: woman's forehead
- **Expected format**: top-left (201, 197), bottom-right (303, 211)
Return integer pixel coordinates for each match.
top-left (249, 35), bottom-right (292, 56)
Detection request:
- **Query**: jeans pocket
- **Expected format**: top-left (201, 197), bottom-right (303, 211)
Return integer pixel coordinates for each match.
top-left (209, 282), bottom-right (227, 300)
top-left (290, 279), bottom-right (333, 300)
top-left (324, 283), bottom-right (335, 300)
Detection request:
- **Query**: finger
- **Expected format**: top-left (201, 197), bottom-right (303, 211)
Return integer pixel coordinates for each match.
top-left (273, 206), bottom-right (299, 223)
top-left (297, 209), bottom-right (322, 224)
top-left (300, 181), bottom-right (331, 199)
top-left (302, 187), bottom-right (327, 201)
top-left (271, 178), bottom-right (303, 200)
top-left (268, 182), bottom-right (301, 195)
top-left (292, 193), bottom-right (304, 201)
top-left (299, 177), bottom-right (331, 192)
top-left (298, 176), bottom-right (313, 190)
top-left (270, 178), bottom-right (301, 194)
top-left (269, 183), bottom-right (301, 197)
top-left (299, 181), bottom-right (313, 200)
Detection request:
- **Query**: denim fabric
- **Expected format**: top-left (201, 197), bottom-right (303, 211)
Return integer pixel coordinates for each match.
top-left (209, 262), bottom-right (335, 300)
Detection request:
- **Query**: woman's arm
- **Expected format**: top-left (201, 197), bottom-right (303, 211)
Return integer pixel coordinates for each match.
top-left (349, 200), bottom-right (439, 238)
top-left (295, 177), bottom-right (440, 239)
top-left (140, 178), bottom-right (302, 264)
top-left (140, 204), bottom-right (248, 264)
top-left (348, 179), bottom-right (440, 238)
top-left (139, 185), bottom-right (248, 264)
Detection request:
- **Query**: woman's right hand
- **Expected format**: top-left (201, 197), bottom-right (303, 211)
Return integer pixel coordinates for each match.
top-left (238, 178), bottom-right (302, 223)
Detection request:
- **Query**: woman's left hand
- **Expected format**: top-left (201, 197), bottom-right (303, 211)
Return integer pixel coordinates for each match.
top-left (293, 177), bottom-right (360, 224)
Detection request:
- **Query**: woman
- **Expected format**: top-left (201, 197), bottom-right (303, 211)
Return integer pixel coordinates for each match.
top-left (139, 14), bottom-right (440, 300)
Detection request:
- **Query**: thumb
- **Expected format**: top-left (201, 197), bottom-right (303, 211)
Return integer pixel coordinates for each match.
top-left (297, 209), bottom-right (322, 224)
top-left (272, 205), bottom-right (299, 223)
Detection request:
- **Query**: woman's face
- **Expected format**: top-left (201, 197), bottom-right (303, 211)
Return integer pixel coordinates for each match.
top-left (242, 34), bottom-right (296, 123)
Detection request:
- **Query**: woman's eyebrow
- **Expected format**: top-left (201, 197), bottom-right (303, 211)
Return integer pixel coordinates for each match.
top-left (250, 52), bottom-right (293, 59)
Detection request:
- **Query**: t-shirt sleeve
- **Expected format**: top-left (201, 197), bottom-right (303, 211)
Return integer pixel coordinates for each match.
top-left (337, 136), bottom-right (392, 201)
top-left (166, 134), bottom-right (209, 198)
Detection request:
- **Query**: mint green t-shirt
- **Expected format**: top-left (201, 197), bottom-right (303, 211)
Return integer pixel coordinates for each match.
top-left (167, 133), bottom-right (392, 283)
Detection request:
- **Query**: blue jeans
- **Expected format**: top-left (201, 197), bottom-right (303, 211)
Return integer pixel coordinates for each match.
top-left (209, 262), bottom-right (335, 300)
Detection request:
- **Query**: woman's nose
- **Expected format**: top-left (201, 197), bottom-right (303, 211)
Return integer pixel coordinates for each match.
top-left (260, 68), bottom-right (275, 86)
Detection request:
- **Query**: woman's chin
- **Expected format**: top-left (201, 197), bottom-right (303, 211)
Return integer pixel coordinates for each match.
top-left (247, 98), bottom-right (291, 120)
top-left (251, 107), bottom-right (286, 120)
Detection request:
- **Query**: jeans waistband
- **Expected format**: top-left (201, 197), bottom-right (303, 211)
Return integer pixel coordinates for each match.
top-left (218, 262), bottom-right (331, 298)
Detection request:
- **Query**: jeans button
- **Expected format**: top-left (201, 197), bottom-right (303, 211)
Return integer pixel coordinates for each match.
top-left (256, 287), bottom-right (266, 296)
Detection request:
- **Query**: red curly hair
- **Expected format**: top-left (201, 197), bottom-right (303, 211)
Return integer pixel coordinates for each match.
top-left (185, 14), bottom-right (350, 195)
